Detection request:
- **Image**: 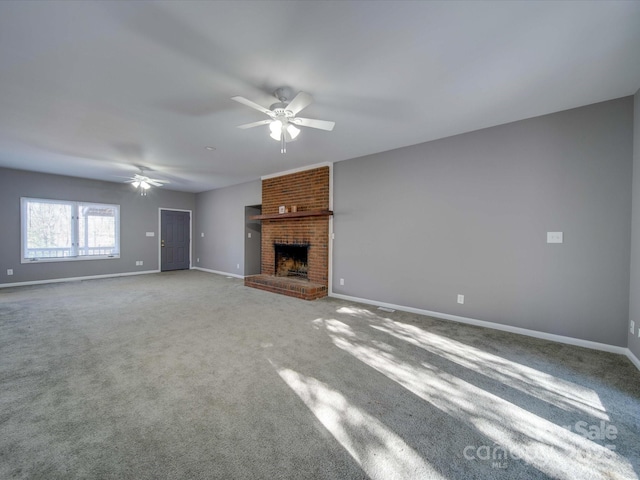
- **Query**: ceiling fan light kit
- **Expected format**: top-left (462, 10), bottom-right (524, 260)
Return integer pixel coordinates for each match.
top-left (125, 171), bottom-right (169, 196)
top-left (232, 88), bottom-right (335, 153)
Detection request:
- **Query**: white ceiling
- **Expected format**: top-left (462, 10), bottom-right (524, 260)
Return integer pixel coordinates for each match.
top-left (0, 1), bottom-right (639, 193)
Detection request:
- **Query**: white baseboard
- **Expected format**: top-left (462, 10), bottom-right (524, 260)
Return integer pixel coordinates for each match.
top-left (191, 267), bottom-right (244, 279)
top-left (626, 349), bottom-right (640, 371)
top-left (329, 292), bottom-right (629, 356)
top-left (0, 270), bottom-right (160, 289)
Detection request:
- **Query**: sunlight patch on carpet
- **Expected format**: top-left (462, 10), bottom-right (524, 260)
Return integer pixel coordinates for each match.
top-left (323, 319), bottom-right (636, 480)
top-left (276, 367), bottom-right (445, 480)
top-left (369, 319), bottom-right (608, 420)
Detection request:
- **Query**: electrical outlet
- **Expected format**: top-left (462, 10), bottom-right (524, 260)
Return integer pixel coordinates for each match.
top-left (197, 258), bottom-right (200, 263)
top-left (201, 232), bottom-right (205, 237)
top-left (139, 261), bottom-right (143, 266)
top-left (631, 320), bottom-right (636, 335)
top-left (547, 232), bottom-right (563, 244)
top-left (248, 232), bottom-right (252, 238)
top-left (340, 278), bottom-right (344, 286)
top-left (237, 263), bottom-right (240, 269)
top-left (7, 269), bottom-right (13, 276)
top-left (457, 294), bottom-right (465, 304)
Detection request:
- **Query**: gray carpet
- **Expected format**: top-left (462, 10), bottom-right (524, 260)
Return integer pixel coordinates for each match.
top-left (1, 270), bottom-right (638, 480)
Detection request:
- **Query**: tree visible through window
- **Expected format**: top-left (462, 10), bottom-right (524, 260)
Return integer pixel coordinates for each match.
top-left (21, 198), bottom-right (120, 261)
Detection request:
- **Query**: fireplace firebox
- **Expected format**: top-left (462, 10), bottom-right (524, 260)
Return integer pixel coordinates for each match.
top-left (275, 244), bottom-right (309, 278)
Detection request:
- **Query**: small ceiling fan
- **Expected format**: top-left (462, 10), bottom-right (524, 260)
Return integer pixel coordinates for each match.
top-left (231, 88), bottom-right (335, 153)
top-left (124, 169), bottom-right (170, 196)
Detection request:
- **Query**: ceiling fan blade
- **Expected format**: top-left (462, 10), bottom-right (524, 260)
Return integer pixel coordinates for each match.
top-left (292, 117), bottom-right (335, 131)
top-left (286, 92), bottom-right (313, 115)
top-left (146, 180), bottom-right (165, 187)
top-left (237, 119), bottom-right (272, 129)
top-left (231, 96), bottom-right (273, 116)
top-left (148, 178), bottom-right (170, 185)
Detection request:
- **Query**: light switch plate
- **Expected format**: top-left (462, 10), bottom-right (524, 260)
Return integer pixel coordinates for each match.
top-left (7, 269), bottom-right (13, 275)
top-left (146, 232), bottom-right (154, 237)
top-left (547, 232), bottom-right (563, 244)
top-left (248, 232), bottom-right (252, 238)
top-left (631, 320), bottom-right (635, 335)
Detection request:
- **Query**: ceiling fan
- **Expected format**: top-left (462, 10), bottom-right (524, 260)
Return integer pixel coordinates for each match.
top-left (231, 88), bottom-right (335, 153)
top-left (124, 170), bottom-right (170, 196)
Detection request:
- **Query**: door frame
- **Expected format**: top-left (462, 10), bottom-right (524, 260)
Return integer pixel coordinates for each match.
top-left (158, 208), bottom-right (193, 271)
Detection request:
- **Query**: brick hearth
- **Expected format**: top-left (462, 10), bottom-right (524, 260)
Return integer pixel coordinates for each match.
top-left (244, 275), bottom-right (327, 300)
top-left (244, 166), bottom-right (330, 300)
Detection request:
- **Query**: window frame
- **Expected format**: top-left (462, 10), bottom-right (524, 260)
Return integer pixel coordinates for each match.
top-left (20, 197), bottom-right (121, 264)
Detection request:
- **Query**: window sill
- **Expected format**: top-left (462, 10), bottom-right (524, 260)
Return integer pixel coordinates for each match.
top-left (21, 255), bottom-right (120, 264)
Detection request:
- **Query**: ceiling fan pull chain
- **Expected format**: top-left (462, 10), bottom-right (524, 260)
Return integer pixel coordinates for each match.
top-left (281, 134), bottom-right (286, 154)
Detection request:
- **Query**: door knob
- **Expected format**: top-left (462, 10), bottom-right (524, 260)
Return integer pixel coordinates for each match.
top-left (161, 240), bottom-right (165, 247)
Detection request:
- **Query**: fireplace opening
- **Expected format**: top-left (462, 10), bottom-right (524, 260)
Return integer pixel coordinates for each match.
top-left (275, 243), bottom-right (309, 278)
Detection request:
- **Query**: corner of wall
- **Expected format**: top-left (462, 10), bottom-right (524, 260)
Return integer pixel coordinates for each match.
top-left (193, 180), bottom-right (261, 275)
top-left (629, 88), bottom-right (640, 359)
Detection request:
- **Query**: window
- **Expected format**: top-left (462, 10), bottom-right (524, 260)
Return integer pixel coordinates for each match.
top-left (21, 198), bottom-right (120, 262)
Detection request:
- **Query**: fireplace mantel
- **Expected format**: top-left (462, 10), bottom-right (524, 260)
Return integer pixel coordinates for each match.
top-left (249, 210), bottom-right (333, 221)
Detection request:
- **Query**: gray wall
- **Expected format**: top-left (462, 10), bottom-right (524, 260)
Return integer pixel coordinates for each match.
top-left (0, 168), bottom-right (195, 285)
top-left (333, 97), bottom-right (634, 347)
top-left (630, 90), bottom-right (640, 359)
top-left (194, 180), bottom-right (261, 276)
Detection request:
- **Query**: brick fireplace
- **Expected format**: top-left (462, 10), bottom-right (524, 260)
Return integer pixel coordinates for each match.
top-left (244, 166), bottom-right (331, 300)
